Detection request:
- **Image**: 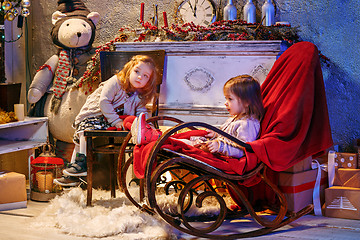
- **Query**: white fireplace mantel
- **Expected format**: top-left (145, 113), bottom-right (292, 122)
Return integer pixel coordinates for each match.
top-left (115, 40), bottom-right (282, 56)
top-left (114, 40), bottom-right (282, 125)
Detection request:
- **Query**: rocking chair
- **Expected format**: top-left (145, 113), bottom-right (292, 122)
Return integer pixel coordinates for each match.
top-left (117, 41), bottom-right (333, 239)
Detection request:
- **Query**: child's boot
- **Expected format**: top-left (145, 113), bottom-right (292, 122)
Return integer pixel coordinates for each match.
top-left (53, 176), bottom-right (80, 187)
top-left (63, 153), bottom-right (87, 176)
top-left (131, 112), bottom-right (161, 145)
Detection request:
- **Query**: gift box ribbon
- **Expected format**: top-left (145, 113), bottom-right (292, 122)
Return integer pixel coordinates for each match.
top-left (310, 152), bottom-right (335, 216)
top-left (280, 176), bottom-right (327, 194)
top-left (327, 150), bottom-right (335, 187)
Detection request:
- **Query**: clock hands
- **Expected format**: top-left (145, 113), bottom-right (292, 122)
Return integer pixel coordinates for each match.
top-left (187, 0), bottom-right (198, 18)
top-left (194, 0), bottom-right (198, 17)
top-left (187, 1), bottom-right (194, 13)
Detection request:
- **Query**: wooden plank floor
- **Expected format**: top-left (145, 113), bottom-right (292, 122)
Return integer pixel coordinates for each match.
top-left (1, 199), bottom-right (360, 240)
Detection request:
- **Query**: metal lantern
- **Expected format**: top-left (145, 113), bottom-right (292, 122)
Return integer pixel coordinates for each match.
top-left (30, 142), bottom-right (64, 202)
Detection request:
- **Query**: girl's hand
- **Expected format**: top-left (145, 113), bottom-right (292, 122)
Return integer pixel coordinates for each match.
top-left (205, 140), bottom-right (220, 153)
top-left (205, 130), bottom-right (216, 138)
top-left (115, 121), bottom-right (124, 130)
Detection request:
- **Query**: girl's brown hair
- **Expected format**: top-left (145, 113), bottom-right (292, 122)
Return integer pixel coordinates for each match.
top-left (116, 55), bottom-right (160, 106)
top-left (223, 75), bottom-right (264, 120)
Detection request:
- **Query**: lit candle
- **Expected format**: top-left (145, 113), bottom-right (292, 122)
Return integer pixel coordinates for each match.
top-left (163, 11), bottom-right (168, 27)
top-left (140, 3), bottom-right (145, 22)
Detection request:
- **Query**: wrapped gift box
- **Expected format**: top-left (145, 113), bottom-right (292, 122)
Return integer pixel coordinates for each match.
top-left (0, 171), bottom-right (27, 211)
top-left (357, 146), bottom-right (360, 168)
top-left (334, 168), bottom-right (360, 188)
top-left (278, 169), bottom-right (327, 212)
top-left (334, 152), bottom-right (357, 169)
top-left (325, 186), bottom-right (360, 220)
top-left (355, 139), bottom-right (360, 165)
top-left (283, 156), bottom-right (313, 173)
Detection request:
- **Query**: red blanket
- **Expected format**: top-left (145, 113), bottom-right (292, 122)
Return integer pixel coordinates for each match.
top-left (247, 41), bottom-right (333, 171)
top-left (133, 130), bottom-right (259, 185)
top-left (132, 41), bottom-right (333, 187)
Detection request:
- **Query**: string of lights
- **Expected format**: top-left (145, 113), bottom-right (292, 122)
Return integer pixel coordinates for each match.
top-left (0, 1), bottom-right (31, 82)
top-left (4, 28), bottom-right (22, 42)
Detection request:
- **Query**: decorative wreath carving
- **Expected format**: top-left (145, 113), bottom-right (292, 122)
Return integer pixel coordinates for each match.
top-left (184, 67), bottom-right (215, 92)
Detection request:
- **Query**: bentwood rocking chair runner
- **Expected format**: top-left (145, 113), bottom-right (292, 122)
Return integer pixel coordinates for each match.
top-left (84, 50), bottom-right (165, 206)
top-left (118, 42), bottom-right (333, 239)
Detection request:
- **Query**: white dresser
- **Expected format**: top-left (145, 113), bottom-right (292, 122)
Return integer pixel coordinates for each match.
top-left (115, 41), bottom-right (282, 125)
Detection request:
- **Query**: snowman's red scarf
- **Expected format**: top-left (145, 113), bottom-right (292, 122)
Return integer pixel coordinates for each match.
top-left (50, 49), bottom-right (71, 113)
top-left (50, 48), bottom-right (90, 113)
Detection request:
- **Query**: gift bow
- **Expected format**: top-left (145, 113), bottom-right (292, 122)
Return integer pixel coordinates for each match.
top-left (311, 150), bottom-right (335, 216)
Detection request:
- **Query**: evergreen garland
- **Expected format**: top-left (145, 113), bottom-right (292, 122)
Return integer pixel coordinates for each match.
top-left (78, 20), bottom-right (330, 90)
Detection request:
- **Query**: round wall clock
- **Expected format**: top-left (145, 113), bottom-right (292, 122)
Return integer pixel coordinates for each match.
top-left (176, 0), bottom-right (217, 27)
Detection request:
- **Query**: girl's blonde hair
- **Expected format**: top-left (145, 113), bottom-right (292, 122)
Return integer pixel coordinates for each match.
top-left (116, 55), bottom-right (160, 106)
top-left (223, 75), bottom-right (264, 120)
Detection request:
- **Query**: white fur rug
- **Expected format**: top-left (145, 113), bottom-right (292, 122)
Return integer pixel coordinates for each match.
top-left (31, 187), bottom-right (232, 239)
top-left (31, 188), bottom-right (175, 239)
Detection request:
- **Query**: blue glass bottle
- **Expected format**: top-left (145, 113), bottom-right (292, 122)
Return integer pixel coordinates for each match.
top-left (243, 0), bottom-right (256, 24)
top-left (262, 0), bottom-right (275, 26)
top-left (223, 0), bottom-right (237, 21)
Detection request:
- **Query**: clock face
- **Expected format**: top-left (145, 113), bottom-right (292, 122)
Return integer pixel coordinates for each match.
top-left (176, 0), bottom-right (217, 26)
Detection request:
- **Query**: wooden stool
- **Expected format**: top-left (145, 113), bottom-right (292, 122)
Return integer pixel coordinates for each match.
top-left (85, 130), bottom-right (128, 206)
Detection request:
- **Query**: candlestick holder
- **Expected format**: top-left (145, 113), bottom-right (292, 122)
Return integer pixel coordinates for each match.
top-left (152, 4), bottom-right (158, 27)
